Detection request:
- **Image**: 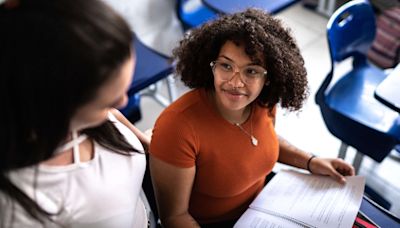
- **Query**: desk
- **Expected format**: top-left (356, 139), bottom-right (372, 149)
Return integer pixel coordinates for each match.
top-left (360, 195), bottom-right (400, 227)
top-left (374, 64), bottom-right (400, 113)
top-left (202, 0), bottom-right (299, 14)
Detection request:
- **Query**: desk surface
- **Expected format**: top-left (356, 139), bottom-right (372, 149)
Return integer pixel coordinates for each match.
top-left (202, 0), bottom-right (299, 14)
top-left (374, 64), bottom-right (400, 113)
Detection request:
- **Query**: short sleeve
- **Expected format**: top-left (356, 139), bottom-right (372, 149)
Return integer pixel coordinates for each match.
top-left (149, 110), bottom-right (198, 168)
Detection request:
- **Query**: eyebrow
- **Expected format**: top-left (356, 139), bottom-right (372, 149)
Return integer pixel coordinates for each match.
top-left (218, 55), bottom-right (259, 66)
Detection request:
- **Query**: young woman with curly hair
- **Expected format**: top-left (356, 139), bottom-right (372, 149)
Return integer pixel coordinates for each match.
top-left (149, 9), bottom-right (355, 228)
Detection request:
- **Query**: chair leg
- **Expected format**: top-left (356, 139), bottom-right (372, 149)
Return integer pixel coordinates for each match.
top-left (166, 75), bottom-right (178, 102)
top-left (338, 142), bottom-right (348, 159)
top-left (353, 151), bottom-right (364, 174)
top-left (140, 74), bottom-right (178, 108)
top-left (140, 82), bottom-right (170, 107)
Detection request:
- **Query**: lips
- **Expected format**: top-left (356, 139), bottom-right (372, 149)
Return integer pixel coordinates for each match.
top-left (222, 89), bottom-right (247, 98)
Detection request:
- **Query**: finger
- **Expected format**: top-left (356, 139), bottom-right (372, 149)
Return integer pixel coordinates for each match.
top-left (330, 169), bottom-right (346, 184)
top-left (337, 166), bottom-right (353, 176)
top-left (334, 160), bottom-right (355, 176)
top-left (348, 165), bottom-right (355, 176)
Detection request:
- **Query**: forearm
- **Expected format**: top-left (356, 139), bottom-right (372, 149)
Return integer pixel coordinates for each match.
top-left (277, 136), bottom-right (354, 182)
top-left (110, 109), bottom-right (150, 151)
top-left (161, 213), bottom-right (201, 228)
top-left (127, 124), bottom-right (151, 151)
top-left (277, 135), bottom-right (312, 170)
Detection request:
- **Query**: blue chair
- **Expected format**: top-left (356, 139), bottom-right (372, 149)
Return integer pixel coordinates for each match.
top-left (316, 0), bottom-right (400, 170)
top-left (120, 35), bottom-right (175, 123)
top-left (176, 0), bottom-right (302, 31)
top-left (315, 0), bottom-right (400, 207)
top-left (176, 0), bottom-right (218, 30)
top-left (120, 93), bottom-right (142, 123)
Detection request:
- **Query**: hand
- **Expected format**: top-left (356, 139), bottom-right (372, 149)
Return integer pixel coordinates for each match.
top-left (309, 157), bottom-right (355, 184)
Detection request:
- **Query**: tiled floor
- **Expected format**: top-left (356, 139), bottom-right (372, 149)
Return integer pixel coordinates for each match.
top-left (134, 3), bottom-right (400, 217)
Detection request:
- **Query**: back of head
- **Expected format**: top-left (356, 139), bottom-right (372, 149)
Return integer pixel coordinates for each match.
top-left (0, 0), bottom-right (132, 170)
top-left (0, 0), bottom-right (133, 224)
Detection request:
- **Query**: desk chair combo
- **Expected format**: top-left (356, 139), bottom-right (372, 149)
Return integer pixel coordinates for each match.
top-left (315, 0), bottom-right (400, 209)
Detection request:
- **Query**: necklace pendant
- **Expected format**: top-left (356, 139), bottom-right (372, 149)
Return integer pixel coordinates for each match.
top-left (251, 136), bottom-right (258, 146)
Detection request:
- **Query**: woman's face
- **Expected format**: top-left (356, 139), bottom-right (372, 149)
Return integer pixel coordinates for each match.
top-left (69, 53), bottom-right (135, 131)
top-left (212, 41), bottom-right (266, 115)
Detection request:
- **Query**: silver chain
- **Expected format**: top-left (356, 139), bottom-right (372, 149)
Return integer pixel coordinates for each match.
top-left (234, 116), bottom-right (258, 146)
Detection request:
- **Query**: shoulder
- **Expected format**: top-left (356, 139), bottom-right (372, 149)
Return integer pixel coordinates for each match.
top-left (253, 104), bottom-right (277, 125)
top-left (165, 89), bottom-right (203, 112)
top-left (156, 89), bottom-right (205, 126)
top-left (254, 104), bottom-right (276, 117)
top-left (107, 110), bottom-right (144, 152)
top-left (150, 91), bottom-right (204, 166)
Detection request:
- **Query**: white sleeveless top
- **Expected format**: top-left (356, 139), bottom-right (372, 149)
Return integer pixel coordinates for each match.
top-left (0, 113), bottom-right (150, 227)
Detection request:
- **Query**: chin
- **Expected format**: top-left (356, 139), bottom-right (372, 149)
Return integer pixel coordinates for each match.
top-left (221, 100), bottom-right (248, 111)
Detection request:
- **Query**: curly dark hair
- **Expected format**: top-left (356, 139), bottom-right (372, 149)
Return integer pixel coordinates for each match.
top-left (173, 8), bottom-right (309, 111)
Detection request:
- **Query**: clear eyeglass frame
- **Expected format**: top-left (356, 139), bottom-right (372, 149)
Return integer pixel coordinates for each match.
top-left (210, 60), bottom-right (267, 85)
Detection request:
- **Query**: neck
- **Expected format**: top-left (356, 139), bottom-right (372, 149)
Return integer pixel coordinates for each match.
top-left (209, 91), bottom-right (251, 124)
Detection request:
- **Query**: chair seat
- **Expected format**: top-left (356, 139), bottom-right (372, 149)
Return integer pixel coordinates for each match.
top-left (120, 36), bottom-right (175, 123)
top-left (326, 64), bottom-right (399, 132)
top-left (321, 64), bottom-right (400, 162)
top-left (178, 0), bottom-right (217, 29)
top-left (129, 38), bottom-right (174, 97)
top-left (119, 93), bottom-right (142, 123)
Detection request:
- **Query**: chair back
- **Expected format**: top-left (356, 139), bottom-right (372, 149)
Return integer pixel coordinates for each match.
top-left (176, 0), bottom-right (217, 30)
top-left (327, 0), bottom-right (376, 63)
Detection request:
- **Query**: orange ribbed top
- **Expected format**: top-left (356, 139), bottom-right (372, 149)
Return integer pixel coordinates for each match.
top-left (150, 88), bottom-right (279, 223)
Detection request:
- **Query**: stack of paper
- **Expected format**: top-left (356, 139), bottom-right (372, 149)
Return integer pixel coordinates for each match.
top-left (234, 170), bottom-right (365, 228)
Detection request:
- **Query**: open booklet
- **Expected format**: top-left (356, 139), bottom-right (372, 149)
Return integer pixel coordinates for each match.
top-left (234, 170), bottom-right (365, 228)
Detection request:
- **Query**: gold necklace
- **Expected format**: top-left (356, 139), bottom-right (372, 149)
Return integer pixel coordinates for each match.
top-left (234, 111), bottom-right (258, 146)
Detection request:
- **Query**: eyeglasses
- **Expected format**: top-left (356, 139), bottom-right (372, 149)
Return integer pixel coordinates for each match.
top-left (210, 60), bottom-right (267, 85)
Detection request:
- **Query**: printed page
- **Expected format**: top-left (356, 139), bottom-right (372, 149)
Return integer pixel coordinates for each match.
top-left (234, 208), bottom-right (303, 228)
top-left (239, 170), bottom-right (365, 228)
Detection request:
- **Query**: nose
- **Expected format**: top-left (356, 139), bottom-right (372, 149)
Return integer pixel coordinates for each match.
top-left (228, 71), bottom-right (245, 88)
top-left (116, 94), bottom-right (129, 109)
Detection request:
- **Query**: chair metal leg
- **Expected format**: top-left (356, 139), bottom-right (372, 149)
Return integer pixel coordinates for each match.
top-left (140, 74), bottom-right (178, 108)
top-left (353, 151), bottom-right (364, 174)
top-left (338, 142), bottom-right (348, 159)
top-left (140, 84), bottom-right (169, 107)
top-left (317, 0), bottom-right (336, 17)
top-left (166, 75), bottom-right (178, 102)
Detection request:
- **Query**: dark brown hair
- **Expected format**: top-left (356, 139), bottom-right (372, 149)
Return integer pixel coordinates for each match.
top-left (0, 0), bottom-right (135, 225)
top-left (173, 8), bottom-right (309, 111)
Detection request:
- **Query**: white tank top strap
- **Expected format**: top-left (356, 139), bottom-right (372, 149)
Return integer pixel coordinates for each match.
top-left (54, 130), bottom-right (88, 167)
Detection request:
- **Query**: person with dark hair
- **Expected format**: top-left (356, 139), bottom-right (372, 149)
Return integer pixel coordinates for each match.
top-left (149, 8), bottom-right (355, 227)
top-left (0, 0), bottom-right (153, 227)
